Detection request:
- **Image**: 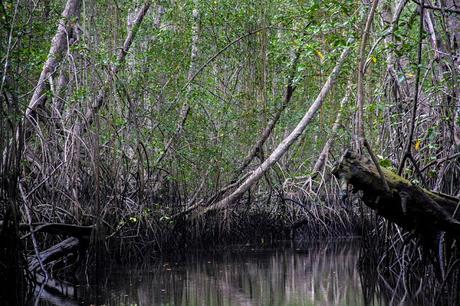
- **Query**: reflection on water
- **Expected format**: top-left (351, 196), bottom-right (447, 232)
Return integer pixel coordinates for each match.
top-left (39, 240), bottom-right (385, 306)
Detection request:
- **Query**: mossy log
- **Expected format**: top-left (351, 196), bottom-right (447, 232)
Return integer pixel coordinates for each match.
top-left (332, 151), bottom-right (460, 237)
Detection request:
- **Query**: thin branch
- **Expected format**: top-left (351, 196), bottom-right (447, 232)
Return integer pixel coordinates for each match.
top-left (412, 0), bottom-right (460, 14)
top-left (357, 0), bottom-right (380, 146)
top-left (356, 0), bottom-right (390, 192)
top-left (421, 152), bottom-right (460, 172)
top-left (398, 0), bottom-right (425, 176)
top-left (19, 182), bottom-right (48, 281)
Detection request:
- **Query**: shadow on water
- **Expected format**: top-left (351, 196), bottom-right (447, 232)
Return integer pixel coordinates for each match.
top-left (34, 239), bottom-right (424, 305)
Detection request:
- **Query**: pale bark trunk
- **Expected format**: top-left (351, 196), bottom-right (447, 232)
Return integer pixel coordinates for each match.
top-left (312, 87), bottom-right (350, 175)
top-left (25, 0), bottom-right (80, 121)
top-left (443, 0), bottom-right (460, 146)
top-left (357, 0), bottom-right (379, 147)
top-left (202, 47), bottom-right (351, 213)
top-left (233, 50), bottom-right (300, 178)
top-left (72, 2), bottom-right (151, 138)
top-left (356, 0), bottom-right (390, 191)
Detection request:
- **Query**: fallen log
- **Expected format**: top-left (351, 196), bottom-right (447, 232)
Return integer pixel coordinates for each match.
top-left (332, 151), bottom-right (460, 237)
top-left (21, 223), bottom-right (93, 240)
top-left (29, 237), bottom-right (80, 272)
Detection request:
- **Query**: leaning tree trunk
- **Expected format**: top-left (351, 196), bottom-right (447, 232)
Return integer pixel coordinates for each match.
top-left (312, 86), bottom-right (350, 175)
top-left (25, 0), bottom-right (81, 122)
top-left (200, 46), bottom-right (351, 214)
top-left (332, 150), bottom-right (460, 238)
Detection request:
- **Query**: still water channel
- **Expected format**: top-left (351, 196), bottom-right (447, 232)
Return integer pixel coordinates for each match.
top-left (39, 240), bottom-right (390, 306)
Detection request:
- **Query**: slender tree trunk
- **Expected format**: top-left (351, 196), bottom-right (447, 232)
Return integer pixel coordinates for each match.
top-left (25, 0), bottom-right (81, 121)
top-left (441, 0), bottom-right (460, 147)
top-left (356, 0), bottom-right (391, 191)
top-left (72, 2), bottom-right (151, 138)
top-left (312, 86), bottom-right (350, 175)
top-left (155, 0), bottom-right (201, 167)
top-left (357, 0), bottom-right (379, 148)
top-left (233, 50), bottom-right (300, 178)
top-left (397, 0), bottom-right (425, 177)
top-left (202, 46), bottom-right (351, 213)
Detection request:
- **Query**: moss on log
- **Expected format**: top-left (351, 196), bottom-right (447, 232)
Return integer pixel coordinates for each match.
top-left (332, 151), bottom-right (460, 237)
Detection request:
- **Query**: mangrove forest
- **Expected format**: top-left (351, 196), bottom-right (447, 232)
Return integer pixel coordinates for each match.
top-left (1, 0), bottom-right (459, 304)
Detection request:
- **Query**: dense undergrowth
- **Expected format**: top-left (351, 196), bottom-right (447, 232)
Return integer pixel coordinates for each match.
top-left (1, 0), bottom-right (460, 305)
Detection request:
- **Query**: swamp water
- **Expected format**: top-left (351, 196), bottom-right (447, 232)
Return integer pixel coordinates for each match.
top-left (38, 240), bottom-right (399, 306)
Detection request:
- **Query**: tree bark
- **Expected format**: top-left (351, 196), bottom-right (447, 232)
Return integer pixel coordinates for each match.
top-left (201, 46), bottom-right (351, 214)
top-left (72, 2), bottom-right (151, 137)
top-left (25, 0), bottom-right (81, 121)
top-left (233, 50), bottom-right (300, 178)
top-left (28, 237), bottom-right (80, 272)
top-left (333, 150), bottom-right (460, 237)
top-left (312, 86), bottom-right (350, 175)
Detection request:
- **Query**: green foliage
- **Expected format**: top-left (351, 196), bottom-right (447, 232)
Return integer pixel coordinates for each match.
top-left (378, 157), bottom-right (392, 169)
top-left (4, 0), bottom-right (458, 234)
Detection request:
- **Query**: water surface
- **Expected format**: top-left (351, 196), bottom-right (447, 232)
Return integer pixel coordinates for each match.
top-left (39, 240), bottom-right (385, 305)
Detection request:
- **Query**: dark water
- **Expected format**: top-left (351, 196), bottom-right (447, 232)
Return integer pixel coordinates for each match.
top-left (38, 240), bottom-right (387, 306)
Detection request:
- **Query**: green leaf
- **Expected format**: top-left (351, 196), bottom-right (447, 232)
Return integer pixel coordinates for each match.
top-left (379, 158), bottom-right (392, 168)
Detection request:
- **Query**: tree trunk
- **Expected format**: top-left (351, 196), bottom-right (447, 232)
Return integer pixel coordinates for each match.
top-left (356, 0), bottom-right (379, 148)
top-left (25, 0), bottom-right (81, 121)
top-left (312, 86), bottom-right (350, 175)
top-left (201, 46), bottom-right (351, 214)
top-left (28, 237), bottom-right (81, 272)
top-left (72, 2), bottom-right (151, 137)
top-left (155, 0), bottom-right (201, 167)
top-left (332, 150), bottom-right (460, 237)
